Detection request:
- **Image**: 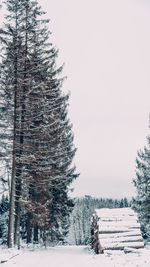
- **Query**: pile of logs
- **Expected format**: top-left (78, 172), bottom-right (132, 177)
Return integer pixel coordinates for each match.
top-left (91, 208), bottom-right (144, 253)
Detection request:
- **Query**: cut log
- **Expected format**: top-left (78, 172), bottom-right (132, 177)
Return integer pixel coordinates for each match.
top-left (100, 230), bottom-right (142, 239)
top-left (100, 236), bottom-right (143, 244)
top-left (101, 241), bottom-right (144, 250)
top-left (124, 247), bottom-right (141, 254)
top-left (98, 221), bottom-right (141, 228)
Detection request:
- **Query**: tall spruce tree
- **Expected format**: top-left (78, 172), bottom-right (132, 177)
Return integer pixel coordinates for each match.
top-left (0, 3), bottom-right (12, 194)
top-left (0, 0), bottom-right (78, 248)
top-left (133, 134), bottom-right (150, 238)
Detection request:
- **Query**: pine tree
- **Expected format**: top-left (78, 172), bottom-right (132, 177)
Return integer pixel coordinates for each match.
top-left (0, 0), bottom-right (78, 248)
top-left (0, 195), bottom-right (9, 243)
top-left (133, 136), bottom-right (150, 238)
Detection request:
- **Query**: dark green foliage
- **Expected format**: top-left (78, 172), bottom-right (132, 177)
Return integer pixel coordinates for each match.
top-left (0, 195), bottom-right (9, 242)
top-left (132, 136), bottom-right (150, 240)
top-left (0, 195), bottom-right (9, 215)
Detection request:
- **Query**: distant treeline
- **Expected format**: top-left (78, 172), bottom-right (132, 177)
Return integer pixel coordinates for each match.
top-left (66, 196), bottom-right (130, 245)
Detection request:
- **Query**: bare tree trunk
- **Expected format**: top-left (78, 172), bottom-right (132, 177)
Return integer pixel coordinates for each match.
top-left (33, 225), bottom-right (39, 244)
top-left (27, 213), bottom-right (32, 244)
top-left (14, 5), bottom-right (28, 247)
top-left (8, 77), bottom-right (17, 247)
top-left (7, 2), bottom-right (19, 249)
top-left (7, 152), bottom-right (16, 248)
top-left (14, 176), bottom-right (21, 248)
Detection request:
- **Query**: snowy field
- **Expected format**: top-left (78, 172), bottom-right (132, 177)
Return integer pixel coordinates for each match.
top-left (0, 245), bottom-right (150, 267)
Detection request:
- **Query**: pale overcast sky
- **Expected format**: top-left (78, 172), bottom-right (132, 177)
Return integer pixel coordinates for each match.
top-left (1, 0), bottom-right (150, 199)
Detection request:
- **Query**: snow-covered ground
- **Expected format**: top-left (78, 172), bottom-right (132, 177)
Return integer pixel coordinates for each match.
top-left (0, 245), bottom-right (150, 267)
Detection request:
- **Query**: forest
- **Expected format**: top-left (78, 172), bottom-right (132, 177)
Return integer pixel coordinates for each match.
top-left (0, 0), bottom-right (78, 248)
top-left (0, 194), bottom-right (130, 246)
top-left (0, 0), bottom-right (150, 253)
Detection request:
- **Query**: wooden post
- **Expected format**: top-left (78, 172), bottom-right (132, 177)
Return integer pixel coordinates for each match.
top-left (91, 214), bottom-right (103, 254)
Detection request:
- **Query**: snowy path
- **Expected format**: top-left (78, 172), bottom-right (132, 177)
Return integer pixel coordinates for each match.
top-left (1, 245), bottom-right (150, 267)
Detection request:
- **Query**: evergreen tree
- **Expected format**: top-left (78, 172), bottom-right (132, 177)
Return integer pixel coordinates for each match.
top-left (0, 0), bottom-right (78, 248)
top-left (0, 195), bottom-right (9, 243)
top-left (0, 195), bottom-right (9, 215)
top-left (133, 136), bottom-right (150, 238)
